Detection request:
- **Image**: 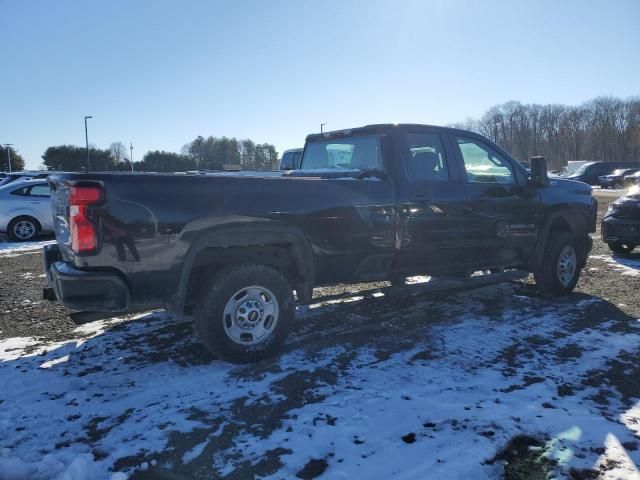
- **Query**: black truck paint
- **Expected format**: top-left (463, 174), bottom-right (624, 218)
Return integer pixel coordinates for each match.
top-left (601, 186), bottom-right (640, 254)
top-left (44, 124), bottom-right (597, 362)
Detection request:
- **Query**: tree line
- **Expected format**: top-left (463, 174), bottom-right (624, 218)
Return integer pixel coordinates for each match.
top-left (40, 136), bottom-right (279, 172)
top-left (14, 96), bottom-right (640, 173)
top-left (452, 96), bottom-right (640, 169)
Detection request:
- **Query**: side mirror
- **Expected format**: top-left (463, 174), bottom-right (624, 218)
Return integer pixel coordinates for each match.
top-left (530, 156), bottom-right (549, 187)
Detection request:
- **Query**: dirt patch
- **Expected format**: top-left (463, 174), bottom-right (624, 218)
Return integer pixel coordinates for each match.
top-left (487, 435), bottom-right (552, 480)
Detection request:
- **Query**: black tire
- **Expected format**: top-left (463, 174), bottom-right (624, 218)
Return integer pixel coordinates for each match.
top-left (534, 232), bottom-right (584, 296)
top-left (8, 216), bottom-right (40, 242)
top-left (194, 263), bottom-right (295, 363)
top-left (608, 242), bottom-right (636, 254)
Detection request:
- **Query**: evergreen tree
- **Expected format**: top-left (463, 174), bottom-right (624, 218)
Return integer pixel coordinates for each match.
top-left (0, 145), bottom-right (26, 171)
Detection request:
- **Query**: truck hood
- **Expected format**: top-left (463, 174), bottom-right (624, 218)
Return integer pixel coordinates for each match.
top-left (550, 177), bottom-right (592, 195)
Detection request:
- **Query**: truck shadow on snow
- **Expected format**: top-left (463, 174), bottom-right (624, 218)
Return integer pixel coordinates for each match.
top-left (1, 282), bottom-right (639, 479)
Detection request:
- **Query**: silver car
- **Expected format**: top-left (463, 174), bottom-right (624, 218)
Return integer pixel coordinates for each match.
top-left (0, 179), bottom-right (53, 241)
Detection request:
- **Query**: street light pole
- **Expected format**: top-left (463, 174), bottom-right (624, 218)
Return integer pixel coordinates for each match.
top-left (321, 123), bottom-right (327, 133)
top-left (3, 144), bottom-right (13, 173)
top-left (129, 142), bottom-right (134, 172)
top-left (84, 116), bottom-right (93, 172)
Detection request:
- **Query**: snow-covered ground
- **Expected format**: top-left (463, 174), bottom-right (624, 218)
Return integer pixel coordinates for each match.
top-left (1, 282), bottom-right (639, 480)
top-left (0, 238), bottom-right (55, 258)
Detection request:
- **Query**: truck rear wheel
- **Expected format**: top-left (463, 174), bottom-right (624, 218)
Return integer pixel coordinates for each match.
top-left (194, 263), bottom-right (295, 363)
top-left (534, 232), bottom-right (583, 296)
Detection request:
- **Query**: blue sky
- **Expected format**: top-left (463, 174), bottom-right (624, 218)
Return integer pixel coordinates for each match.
top-left (1, 0), bottom-right (639, 169)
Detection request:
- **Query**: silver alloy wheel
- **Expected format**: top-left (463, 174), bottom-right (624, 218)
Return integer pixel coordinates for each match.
top-left (222, 285), bottom-right (279, 346)
top-left (13, 220), bottom-right (36, 240)
top-left (556, 245), bottom-right (577, 287)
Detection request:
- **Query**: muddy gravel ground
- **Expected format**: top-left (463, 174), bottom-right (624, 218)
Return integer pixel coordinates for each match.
top-left (0, 190), bottom-right (639, 480)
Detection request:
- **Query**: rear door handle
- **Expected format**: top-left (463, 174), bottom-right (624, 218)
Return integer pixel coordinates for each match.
top-left (28, 201), bottom-right (39, 204)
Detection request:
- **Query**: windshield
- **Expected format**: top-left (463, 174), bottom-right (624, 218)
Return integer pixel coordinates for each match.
top-left (301, 135), bottom-right (382, 171)
top-left (281, 151), bottom-right (302, 169)
top-left (567, 163), bottom-right (593, 177)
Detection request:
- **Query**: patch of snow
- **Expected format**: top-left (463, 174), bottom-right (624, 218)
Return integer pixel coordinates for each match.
top-left (181, 440), bottom-right (208, 464)
top-left (594, 433), bottom-right (640, 479)
top-left (39, 355), bottom-right (69, 369)
top-left (405, 275), bottom-right (431, 284)
top-left (0, 240), bottom-right (56, 257)
top-left (590, 254), bottom-right (640, 277)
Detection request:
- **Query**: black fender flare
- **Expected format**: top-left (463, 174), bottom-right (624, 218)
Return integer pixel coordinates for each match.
top-left (172, 225), bottom-right (315, 312)
top-left (527, 207), bottom-right (592, 271)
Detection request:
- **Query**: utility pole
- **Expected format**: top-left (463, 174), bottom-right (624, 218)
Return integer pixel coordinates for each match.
top-left (3, 144), bottom-right (13, 173)
top-left (84, 116), bottom-right (93, 172)
top-left (129, 142), bottom-right (134, 172)
top-left (321, 123), bottom-right (327, 133)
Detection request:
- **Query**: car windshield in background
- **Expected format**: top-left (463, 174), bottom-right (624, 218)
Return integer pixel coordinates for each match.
top-left (568, 163), bottom-right (592, 177)
top-left (301, 135), bottom-right (382, 171)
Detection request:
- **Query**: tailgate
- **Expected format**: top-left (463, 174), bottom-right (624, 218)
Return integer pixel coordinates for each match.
top-left (48, 176), bottom-right (73, 260)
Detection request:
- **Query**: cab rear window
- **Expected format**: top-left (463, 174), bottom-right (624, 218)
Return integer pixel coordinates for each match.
top-left (301, 135), bottom-right (381, 171)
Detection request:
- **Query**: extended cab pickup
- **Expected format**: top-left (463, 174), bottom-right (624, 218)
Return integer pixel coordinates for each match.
top-left (44, 124), bottom-right (597, 362)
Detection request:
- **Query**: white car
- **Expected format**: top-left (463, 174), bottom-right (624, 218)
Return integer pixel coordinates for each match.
top-left (0, 179), bottom-right (54, 241)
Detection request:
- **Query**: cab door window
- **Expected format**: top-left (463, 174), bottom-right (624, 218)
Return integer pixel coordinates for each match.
top-left (405, 133), bottom-right (450, 182)
top-left (456, 137), bottom-right (515, 185)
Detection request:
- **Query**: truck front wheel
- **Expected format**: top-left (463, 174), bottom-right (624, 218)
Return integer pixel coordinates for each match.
top-left (534, 232), bottom-right (584, 296)
top-left (194, 263), bottom-right (295, 363)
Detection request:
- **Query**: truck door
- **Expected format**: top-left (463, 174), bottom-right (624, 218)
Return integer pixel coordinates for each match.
top-left (452, 134), bottom-right (540, 269)
top-left (395, 129), bottom-right (474, 275)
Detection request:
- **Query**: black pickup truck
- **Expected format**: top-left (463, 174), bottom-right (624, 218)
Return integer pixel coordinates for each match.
top-left (44, 124), bottom-right (597, 362)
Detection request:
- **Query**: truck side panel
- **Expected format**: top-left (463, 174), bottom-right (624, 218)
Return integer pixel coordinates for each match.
top-left (49, 173), bottom-right (396, 310)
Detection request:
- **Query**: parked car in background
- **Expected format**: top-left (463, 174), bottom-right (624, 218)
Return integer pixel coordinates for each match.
top-left (279, 148), bottom-right (303, 170)
top-left (0, 170), bottom-right (61, 188)
top-left (562, 160), bottom-right (589, 177)
top-left (602, 185), bottom-right (640, 254)
top-left (566, 161), bottom-right (640, 185)
top-left (623, 170), bottom-right (640, 187)
top-left (598, 168), bottom-right (640, 189)
top-left (0, 179), bottom-right (53, 241)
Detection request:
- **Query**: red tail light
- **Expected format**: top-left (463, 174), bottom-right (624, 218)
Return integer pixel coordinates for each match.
top-left (69, 186), bottom-right (103, 253)
top-left (69, 185), bottom-right (102, 205)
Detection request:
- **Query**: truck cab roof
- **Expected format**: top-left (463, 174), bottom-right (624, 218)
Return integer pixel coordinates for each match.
top-left (305, 123), bottom-right (474, 142)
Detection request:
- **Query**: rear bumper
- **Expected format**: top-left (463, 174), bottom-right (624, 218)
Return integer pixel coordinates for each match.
top-left (601, 217), bottom-right (640, 244)
top-left (43, 244), bottom-right (129, 311)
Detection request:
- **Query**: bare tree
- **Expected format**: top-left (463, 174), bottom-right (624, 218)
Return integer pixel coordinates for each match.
top-left (109, 142), bottom-right (129, 163)
top-left (458, 96), bottom-right (640, 169)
